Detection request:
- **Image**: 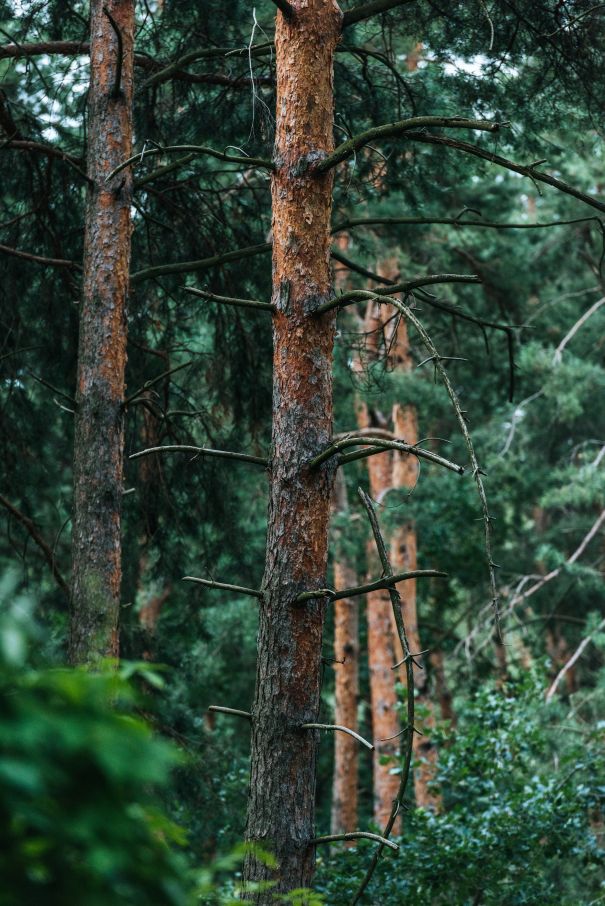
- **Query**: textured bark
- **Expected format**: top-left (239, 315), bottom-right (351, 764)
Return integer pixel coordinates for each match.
top-left (243, 2), bottom-right (342, 899)
top-left (70, 0), bottom-right (134, 664)
top-left (331, 472), bottom-right (360, 838)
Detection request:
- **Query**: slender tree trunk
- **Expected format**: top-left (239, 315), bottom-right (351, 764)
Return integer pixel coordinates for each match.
top-left (243, 2), bottom-right (342, 899)
top-left (331, 471), bottom-right (360, 838)
top-left (70, 0), bottom-right (134, 664)
top-left (359, 298), bottom-right (403, 826)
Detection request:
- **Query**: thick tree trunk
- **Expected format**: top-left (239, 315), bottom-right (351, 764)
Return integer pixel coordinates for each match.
top-left (70, 0), bottom-right (134, 664)
top-left (243, 2), bottom-right (342, 899)
top-left (331, 472), bottom-right (360, 838)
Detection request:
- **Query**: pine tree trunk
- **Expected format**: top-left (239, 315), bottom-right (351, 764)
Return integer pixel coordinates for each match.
top-left (243, 2), bottom-right (342, 899)
top-left (331, 472), bottom-right (360, 838)
top-left (70, 0), bottom-right (134, 664)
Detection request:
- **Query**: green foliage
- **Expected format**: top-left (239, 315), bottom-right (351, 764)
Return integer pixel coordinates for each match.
top-left (317, 675), bottom-right (605, 905)
top-left (0, 579), bottom-right (192, 906)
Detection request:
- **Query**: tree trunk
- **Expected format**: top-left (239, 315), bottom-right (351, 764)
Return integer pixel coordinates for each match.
top-left (70, 0), bottom-right (134, 664)
top-left (243, 2), bottom-right (342, 899)
top-left (331, 472), bottom-right (360, 838)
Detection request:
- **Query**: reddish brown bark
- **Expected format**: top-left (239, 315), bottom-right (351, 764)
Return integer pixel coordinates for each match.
top-left (331, 472), bottom-right (360, 838)
top-left (363, 258), bottom-right (442, 813)
top-left (69, 0), bottom-right (134, 664)
top-left (243, 2), bottom-right (342, 899)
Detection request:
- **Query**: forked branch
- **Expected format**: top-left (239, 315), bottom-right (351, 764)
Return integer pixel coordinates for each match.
top-left (313, 275), bottom-right (481, 314)
top-left (309, 435), bottom-right (464, 474)
top-left (294, 568), bottom-right (447, 604)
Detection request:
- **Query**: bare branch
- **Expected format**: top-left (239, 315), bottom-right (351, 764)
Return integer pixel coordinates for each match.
top-left (542, 4), bottom-right (605, 37)
top-left (0, 40), bottom-right (272, 90)
top-left (134, 153), bottom-right (197, 190)
top-left (106, 144), bottom-right (273, 183)
top-left (183, 576), bottom-right (263, 599)
top-left (300, 723), bottom-right (374, 750)
top-left (1, 139), bottom-right (91, 183)
top-left (124, 360), bottom-right (192, 407)
top-left (309, 434), bottom-right (464, 474)
top-left (183, 286), bottom-right (275, 312)
top-left (294, 569), bottom-right (447, 604)
top-left (208, 705), bottom-right (252, 719)
top-left (331, 247), bottom-right (394, 285)
top-left (314, 274), bottom-right (481, 314)
top-left (0, 242), bottom-right (81, 270)
top-left (331, 214), bottom-right (603, 234)
top-left (0, 493), bottom-right (69, 600)
top-left (405, 132), bottom-right (605, 214)
top-left (129, 444), bottom-right (268, 467)
top-left (545, 617), bottom-right (605, 702)
top-left (130, 242), bottom-right (271, 285)
top-left (311, 832), bottom-right (398, 851)
top-left (505, 509), bottom-right (605, 619)
top-left (316, 117), bottom-right (503, 173)
top-left (553, 296), bottom-right (605, 363)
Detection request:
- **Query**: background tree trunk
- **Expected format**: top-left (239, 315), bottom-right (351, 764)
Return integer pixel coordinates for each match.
top-left (70, 0), bottom-right (134, 664)
top-left (243, 2), bottom-right (342, 899)
top-left (331, 471), bottom-right (360, 838)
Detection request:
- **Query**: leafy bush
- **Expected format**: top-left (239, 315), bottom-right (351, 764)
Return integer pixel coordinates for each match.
top-left (0, 577), bottom-right (191, 906)
top-left (316, 675), bottom-right (605, 905)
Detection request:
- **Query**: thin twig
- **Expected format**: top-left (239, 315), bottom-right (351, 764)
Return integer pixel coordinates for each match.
top-left (312, 832), bottom-right (398, 851)
top-left (182, 286), bottom-right (275, 312)
top-left (301, 723), bottom-right (374, 751)
top-left (545, 617), bottom-right (605, 702)
top-left (208, 705), bottom-right (252, 719)
top-left (106, 144), bottom-right (273, 182)
top-left (553, 296), bottom-right (605, 363)
top-left (183, 576), bottom-right (262, 599)
top-left (124, 360), bottom-right (192, 407)
top-left (129, 444), bottom-right (268, 467)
